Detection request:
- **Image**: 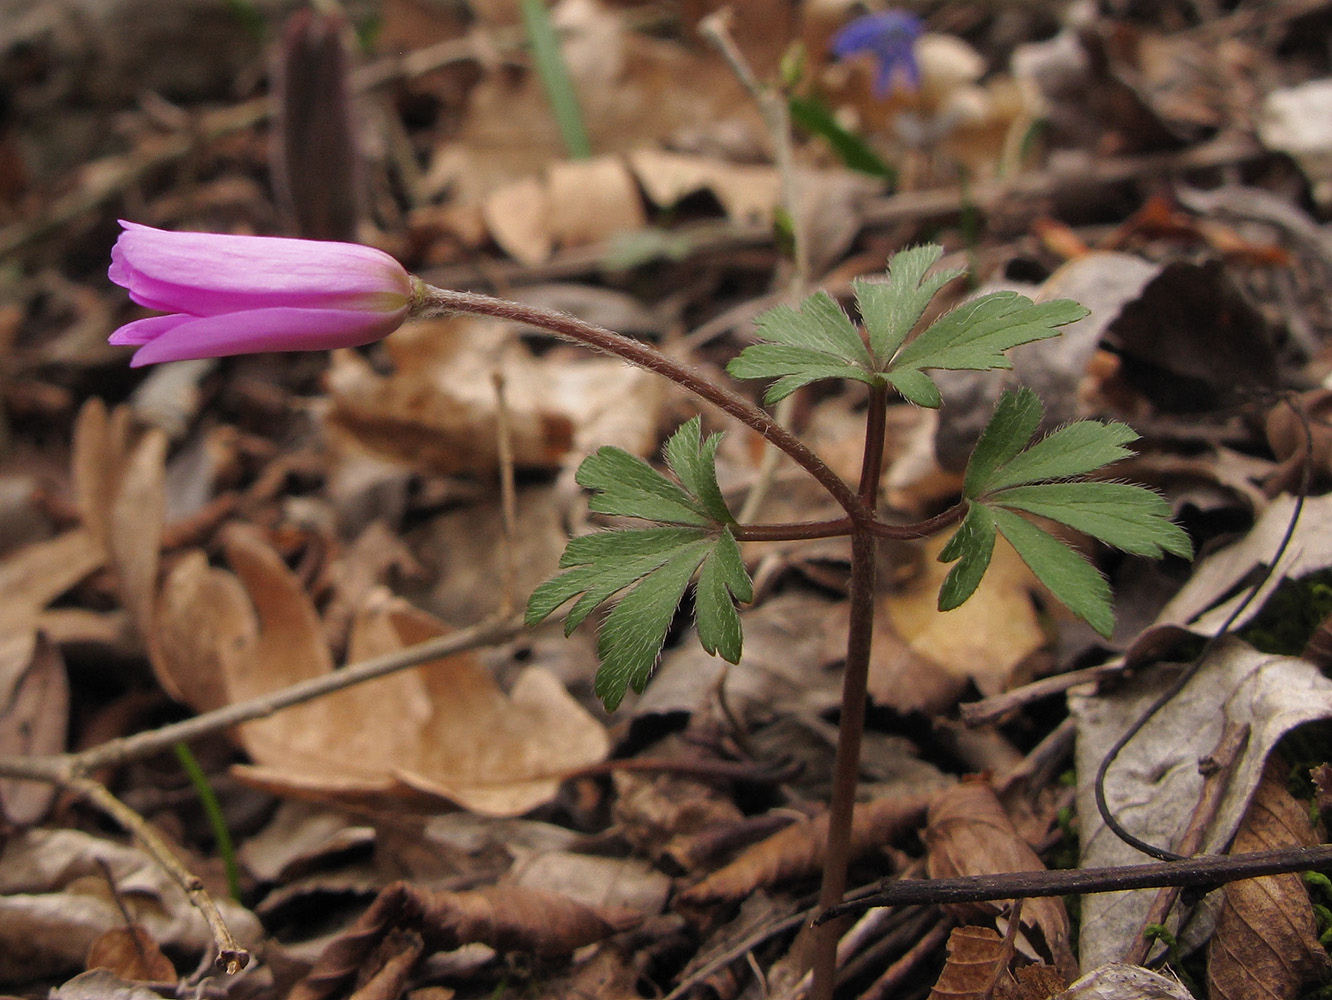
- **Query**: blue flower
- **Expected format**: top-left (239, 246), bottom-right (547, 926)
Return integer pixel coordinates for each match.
top-left (830, 10), bottom-right (924, 96)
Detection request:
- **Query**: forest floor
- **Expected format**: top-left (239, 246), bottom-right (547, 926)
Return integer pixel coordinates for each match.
top-left (6, 1), bottom-right (1332, 998)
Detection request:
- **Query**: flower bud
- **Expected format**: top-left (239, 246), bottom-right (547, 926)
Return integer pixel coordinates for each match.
top-left (108, 221), bottom-right (412, 366)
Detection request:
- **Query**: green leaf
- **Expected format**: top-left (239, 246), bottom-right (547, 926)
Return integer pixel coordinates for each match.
top-left (963, 387), bottom-right (1043, 498)
top-left (727, 344), bottom-right (881, 404)
top-left (525, 527), bottom-right (705, 632)
top-left (576, 420), bottom-right (740, 527)
top-left (519, 0), bottom-right (590, 159)
top-left (885, 367), bottom-right (941, 408)
top-left (528, 422), bottom-right (755, 710)
top-left (892, 293), bottom-right (1087, 375)
top-left (728, 291), bottom-right (873, 400)
top-left (578, 447), bottom-right (709, 525)
top-left (937, 504), bottom-right (996, 611)
top-left (593, 540), bottom-right (712, 711)
top-left (990, 506), bottom-right (1114, 637)
top-left (989, 482), bottom-right (1193, 558)
top-left (757, 291), bottom-right (872, 364)
top-left (663, 417), bottom-right (733, 525)
top-left (788, 95), bottom-right (895, 180)
top-left (854, 245), bottom-right (964, 364)
top-left (694, 527), bottom-right (752, 661)
top-left (942, 388), bottom-right (1192, 632)
top-left (981, 420), bottom-right (1139, 491)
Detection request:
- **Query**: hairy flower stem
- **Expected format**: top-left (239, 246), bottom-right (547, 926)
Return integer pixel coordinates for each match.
top-left (413, 283), bottom-right (867, 520)
top-left (808, 383), bottom-right (888, 1000)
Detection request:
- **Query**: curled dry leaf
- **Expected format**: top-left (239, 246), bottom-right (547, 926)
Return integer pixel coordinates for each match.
top-left (85, 925), bottom-right (176, 983)
top-left (290, 882), bottom-right (642, 1000)
top-left (70, 397), bottom-right (168, 668)
top-left (153, 523), bottom-right (609, 816)
top-left (678, 793), bottom-right (934, 905)
top-left (1206, 759), bottom-right (1331, 1000)
top-left (926, 926), bottom-right (1017, 1000)
top-left (71, 398), bottom-right (130, 554)
top-left (1263, 388), bottom-right (1332, 496)
top-left (925, 782), bottom-right (1076, 979)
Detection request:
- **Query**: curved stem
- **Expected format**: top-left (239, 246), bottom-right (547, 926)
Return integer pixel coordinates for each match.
top-left (411, 283), bottom-right (867, 520)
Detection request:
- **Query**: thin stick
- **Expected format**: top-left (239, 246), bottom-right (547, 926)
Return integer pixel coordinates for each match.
top-left (661, 909), bottom-right (813, 1000)
top-left (74, 777), bottom-right (248, 974)
top-left (819, 844), bottom-right (1332, 916)
top-left (698, 9), bottom-right (809, 529)
top-left (492, 372), bottom-right (519, 616)
top-left (1120, 721), bottom-right (1249, 965)
top-left (0, 614), bottom-right (521, 781)
top-left (859, 918), bottom-right (951, 1000)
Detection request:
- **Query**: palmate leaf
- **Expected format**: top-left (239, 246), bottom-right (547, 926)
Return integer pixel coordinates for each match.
top-left (726, 292), bottom-right (873, 404)
top-left (989, 482), bottom-right (1192, 558)
top-left (885, 295), bottom-right (1088, 407)
top-left (527, 420), bottom-right (752, 711)
top-left (730, 245), bottom-right (1086, 409)
top-left (577, 417), bottom-right (734, 525)
top-left (853, 244), bottom-right (964, 364)
top-left (938, 386), bottom-right (1191, 635)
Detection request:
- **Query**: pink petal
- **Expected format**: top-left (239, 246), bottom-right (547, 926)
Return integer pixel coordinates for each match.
top-left (112, 221), bottom-right (410, 317)
top-left (125, 305), bottom-right (409, 367)
top-left (109, 313), bottom-right (192, 346)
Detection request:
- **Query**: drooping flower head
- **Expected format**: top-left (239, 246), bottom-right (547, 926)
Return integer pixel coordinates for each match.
top-left (108, 221), bottom-right (414, 367)
top-left (830, 10), bottom-right (924, 97)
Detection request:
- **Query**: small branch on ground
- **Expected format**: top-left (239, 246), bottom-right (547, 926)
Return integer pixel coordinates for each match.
top-left (820, 845), bottom-right (1332, 917)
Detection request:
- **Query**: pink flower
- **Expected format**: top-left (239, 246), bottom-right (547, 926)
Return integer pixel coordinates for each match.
top-left (108, 221), bottom-right (414, 366)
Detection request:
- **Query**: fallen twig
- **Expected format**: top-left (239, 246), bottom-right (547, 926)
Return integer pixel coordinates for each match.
top-left (819, 845), bottom-right (1332, 918)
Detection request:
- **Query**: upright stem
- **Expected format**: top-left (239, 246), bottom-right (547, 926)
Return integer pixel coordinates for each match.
top-left (808, 383), bottom-right (888, 1000)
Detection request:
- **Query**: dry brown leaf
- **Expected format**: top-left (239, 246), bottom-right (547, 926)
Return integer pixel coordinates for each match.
top-left (1206, 759), bottom-right (1331, 1000)
top-left (545, 155), bottom-right (646, 247)
top-left (0, 529), bottom-right (104, 638)
top-left (1264, 388), bottom-right (1332, 496)
top-left (85, 925), bottom-right (176, 983)
top-left (353, 599), bottom-right (611, 815)
top-left (173, 524), bottom-right (609, 814)
top-left (1052, 963), bottom-right (1195, 999)
top-left (290, 881), bottom-right (641, 1000)
top-left (69, 397), bottom-right (168, 667)
top-left (679, 793), bottom-right (934, 905)
top-left (152, 550), bottom-right (257, 710)
top-left (324, 315), bottom-right (663, 475)
top-left (628, 149), bottom-right (780, 224)
top-left (0, 632), bottom-right (67, 824)
top-left (317, 521), bottom-right (424, 654)
top-left (71, 398), bottom-right (129, 553)
top-left (927, 925), bottom-right (1016, 1000)
top-left (0, 828), bottom-right (262, 982)
top-left (482, 175), bottom-right (552, 266)
top-left (870, 534), bottom-right (1047, 713)
top-left (612, 770), bottom-right (745, 864)
top-left (108, 426), bottom-right (166, 645)
top-left (926, 782), bottom-right (1076, 980)
top-left (1010, 964), bottom-right (1069, 1000)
